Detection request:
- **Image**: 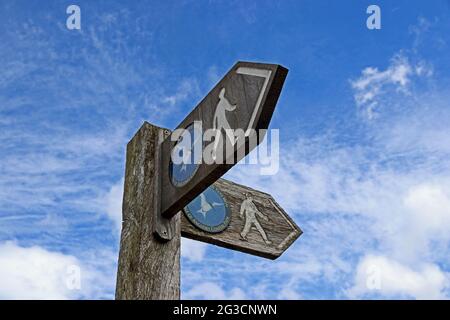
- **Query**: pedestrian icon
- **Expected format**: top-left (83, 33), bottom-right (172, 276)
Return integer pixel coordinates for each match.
top-left (239, 194), bottom-right (272, 245)
top-left (211, 88), bottom-right (237, 160)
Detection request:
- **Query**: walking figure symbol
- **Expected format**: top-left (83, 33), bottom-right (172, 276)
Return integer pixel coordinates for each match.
top-left (211, 88), bottom-right (237, 160)
top-left (239, 194), bottom-right (272, 245)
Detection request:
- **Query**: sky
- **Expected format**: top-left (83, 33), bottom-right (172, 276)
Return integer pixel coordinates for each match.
top-left (0, 0), bottom-right (450, 299)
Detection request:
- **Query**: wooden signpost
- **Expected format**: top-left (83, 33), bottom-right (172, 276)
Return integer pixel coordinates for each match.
top-left (116, 61), bottom-right (301, 300)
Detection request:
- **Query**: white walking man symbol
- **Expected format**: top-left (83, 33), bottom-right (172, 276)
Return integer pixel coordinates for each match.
top-left (211, 88), bottom-right (237, 160)
top-left (239, 194), bottom-right (272, 245)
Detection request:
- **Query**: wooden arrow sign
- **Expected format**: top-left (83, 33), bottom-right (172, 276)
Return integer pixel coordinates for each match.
top-left (161, 62), bottom-right (288, 218)
top-left (181, 178), bottom-right (302, 259)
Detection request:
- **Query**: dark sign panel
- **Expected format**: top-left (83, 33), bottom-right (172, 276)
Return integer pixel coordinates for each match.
top-left (161, 61), bottom-right (288, 217)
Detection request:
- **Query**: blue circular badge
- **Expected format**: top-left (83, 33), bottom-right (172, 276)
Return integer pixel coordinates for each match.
top-left (183, 185), bottom-right (231, 233)
top-left (169, 123), bottom-right (202, 187)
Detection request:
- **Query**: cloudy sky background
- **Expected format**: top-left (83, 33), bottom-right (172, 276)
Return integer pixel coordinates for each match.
top-left (1, 0), bottom-right (450, 299)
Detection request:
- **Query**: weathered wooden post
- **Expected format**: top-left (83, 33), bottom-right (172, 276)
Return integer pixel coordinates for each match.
top-left (115, 122), bottom-right (180, 300)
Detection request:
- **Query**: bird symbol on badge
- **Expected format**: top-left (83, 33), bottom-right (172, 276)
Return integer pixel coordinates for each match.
top-left (183, 185), bottom-right (231, 233)
top-left (197, 193), bottom-right (223, 218)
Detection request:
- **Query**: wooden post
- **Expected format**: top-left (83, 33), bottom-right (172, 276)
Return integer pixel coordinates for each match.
top-left (115, 122), bottom-right (180, 300)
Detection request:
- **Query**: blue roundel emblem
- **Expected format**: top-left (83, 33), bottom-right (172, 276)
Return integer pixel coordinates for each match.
top-left (169, 123), bottom-right (202, 187)
top-left (184, 185), bottom-right (231, 233)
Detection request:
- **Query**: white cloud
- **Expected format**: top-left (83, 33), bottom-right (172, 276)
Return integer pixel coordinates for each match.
top-left (351, 54), bottom-right (432, 119)
top-left (162, 78), bottom-right (200, 107)
top-left (0, 242), bottom-right (83, 299)
top-left (207, 65), bottom-right (220, 86)
top-left (278, 288), bottom-right (302, 300)
top-left (348, 255), bottom-right (449, 299)
top-left (101, 179), bottom-right (124, 233)
top-left (404, 184), bottom-right (450, 237)
top-left (390, 183), bottom-right (450, 260)
top-left (183, 281), bottom-right (246, 300)
top-left (181, 238), bottom-right (207, 262)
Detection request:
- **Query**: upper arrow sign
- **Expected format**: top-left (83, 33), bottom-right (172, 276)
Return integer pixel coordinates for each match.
top-left (161, 61), bottom-right (288, 217)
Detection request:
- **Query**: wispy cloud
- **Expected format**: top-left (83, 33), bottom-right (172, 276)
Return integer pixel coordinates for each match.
top-left (350, 53), bottom-right (432, 119)
top-left (0, 8), bottom-right (178, 299)
top-left (0, 5), bottom-right (217, 299)
top-left (161, 78), bottom-right (200, 107)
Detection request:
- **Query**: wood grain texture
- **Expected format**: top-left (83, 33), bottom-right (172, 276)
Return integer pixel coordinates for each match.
top-left (115, 122), bottom-right (180, 300)
top-left (161, 61), bottom-right (288, 218)
top-left (181, 179), bottom-right (302, 260)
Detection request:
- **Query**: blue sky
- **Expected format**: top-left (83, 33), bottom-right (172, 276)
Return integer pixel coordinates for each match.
top-left (1, 0), bottom-right (450, 299)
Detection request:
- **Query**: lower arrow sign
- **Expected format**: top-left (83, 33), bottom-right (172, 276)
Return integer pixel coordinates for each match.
top-left (181, 178), bottom-right (302, 260)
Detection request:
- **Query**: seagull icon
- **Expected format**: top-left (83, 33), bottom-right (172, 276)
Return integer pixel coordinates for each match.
top-left (197, 193), bottom-right (223, 218)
